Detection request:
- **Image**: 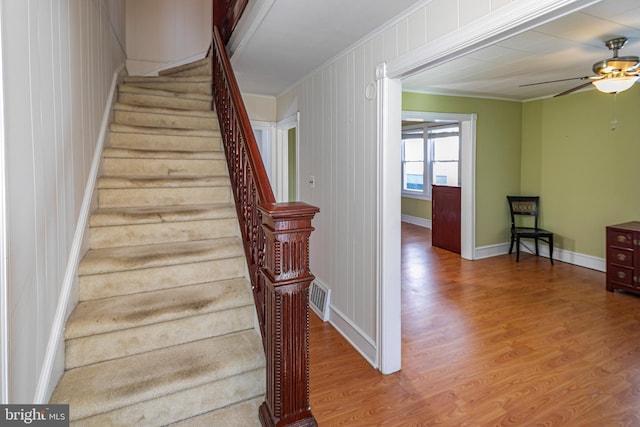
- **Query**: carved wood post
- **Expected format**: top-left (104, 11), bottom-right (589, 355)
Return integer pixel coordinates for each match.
top-left (258, 202), bottom-right (319, 427)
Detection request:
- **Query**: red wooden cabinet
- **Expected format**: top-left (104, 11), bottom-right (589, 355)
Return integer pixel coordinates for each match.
top-left (432, 185), bottom-right (461, 254)
top-left (606, 221), bottom-right (640, 295)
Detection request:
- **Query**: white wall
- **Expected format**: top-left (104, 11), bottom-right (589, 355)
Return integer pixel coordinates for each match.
top-left (125, 0), bottom-right (211, 75)
top-left (276, 0), bottom-right (518, 366)
top-left (1, 0), bottom-right (126, 403)
top-left (243, 93), bottom-right (277, 122)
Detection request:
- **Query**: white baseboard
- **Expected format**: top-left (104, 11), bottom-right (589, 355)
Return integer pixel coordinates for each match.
top-left (551, 247), bottom-right (605, 272)
top-left (33, 64), bottom-right (125, 404)
top-left (474, 241), bottom-right (605, 272)
top-left (328, 305), bottom-right (378, 369)
top-left (401, 214), bottom-right (431, 228)
top-left (474, 242), bottom-right (510, 260)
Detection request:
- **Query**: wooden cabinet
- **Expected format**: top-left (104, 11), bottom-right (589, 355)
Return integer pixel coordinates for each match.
top-left (432, 185), bottom-right (461, 254)
top-left (606, 221), bottom-right (640, 295)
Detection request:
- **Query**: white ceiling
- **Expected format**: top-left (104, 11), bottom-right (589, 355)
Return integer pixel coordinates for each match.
top-left (229, 0), bottom-right (425, 95)
top-left (230, 0), bottom-right (640, 101)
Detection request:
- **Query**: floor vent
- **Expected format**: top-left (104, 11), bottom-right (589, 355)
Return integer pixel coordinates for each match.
top-left (309, 280), bottom-right (330, 322)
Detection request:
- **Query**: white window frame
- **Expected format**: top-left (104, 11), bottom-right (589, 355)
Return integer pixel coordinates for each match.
top-left (401, 122), bottom-right (460, 200)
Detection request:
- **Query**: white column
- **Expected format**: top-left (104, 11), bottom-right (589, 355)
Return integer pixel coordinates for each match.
top-left (376, 63), bottom-right (402, 374)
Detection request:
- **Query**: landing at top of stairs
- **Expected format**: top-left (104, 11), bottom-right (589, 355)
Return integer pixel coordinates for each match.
top-left (159, 57), bottom-right (211, 77)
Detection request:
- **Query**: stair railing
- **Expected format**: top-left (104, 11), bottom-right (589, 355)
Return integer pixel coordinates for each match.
top-left (211, 25), bottom-right (319, 427)
top-left (212, 0), bottom-right (248, 43)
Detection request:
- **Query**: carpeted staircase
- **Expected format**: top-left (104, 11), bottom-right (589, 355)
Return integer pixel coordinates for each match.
top-left (50, 57), bottom-right (265, 426)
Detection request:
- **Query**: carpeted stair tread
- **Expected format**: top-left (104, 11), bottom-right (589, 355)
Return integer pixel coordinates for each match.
top-left (65, 278), bottom-right (252, 339)
top-left (103, 147), bottom-right (224, 160)
top-left (109, 123), bottom-right (218, 138)
top-left (122, 75), bottom-right (211, 95)
top-left (113, 102), bottom-right (217, 119)
top-left (159, 57), bottom-right (211, 76)
top-left (78, 237), bottom-right (243, 276)
top-left (97, 176), bottom-right (231, 189)
top-left (108, 124), bottom-right (221, 152)
top-left (65, 304), bottom-right (254, 369)
top-left (78, 257), bottom-right (246, 301)
top-left (113, 103), bottom-right (217, 130)
top-left (169, 397), bottom-right (262, 427)
top-left (101, 157), bottom-right (228, 178)
top-left (89, 204), bottom-right (236, 227)
top-left (119, 84), bottom-right (212, 101)
top-left (118, 85), bottom-right (212, 111)
top-left (70, 368), bottom-right (264, 426)
top-left (51, 331), bottom-right (265, 421)
top-left (124, 75), bottom-right (211, 84)
top-left (96, 186), bottom-right (232, 208)
top-left (89, 216), bottom-right (239, 249)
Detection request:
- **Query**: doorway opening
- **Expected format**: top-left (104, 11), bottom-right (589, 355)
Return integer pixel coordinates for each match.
top-left (400, 110), bottom-right (476, 259)
top-left (276, 113), bottom-right (299, 202)
top-left (375, 0), bottom-right (599, 376)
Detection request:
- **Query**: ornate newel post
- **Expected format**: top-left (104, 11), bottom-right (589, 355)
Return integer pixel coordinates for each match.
top-left (258, 202), bottom-right (319, 427)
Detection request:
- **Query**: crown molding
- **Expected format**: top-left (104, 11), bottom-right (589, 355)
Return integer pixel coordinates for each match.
top-left (386, 0), bottom-right (603, 79)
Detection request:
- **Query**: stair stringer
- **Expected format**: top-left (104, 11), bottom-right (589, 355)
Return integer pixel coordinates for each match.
top-left (34, 63), bottom-right (127, 405)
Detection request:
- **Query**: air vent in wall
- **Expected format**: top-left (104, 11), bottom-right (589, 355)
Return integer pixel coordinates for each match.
top-left (309, 280), bottom-right (330, 322)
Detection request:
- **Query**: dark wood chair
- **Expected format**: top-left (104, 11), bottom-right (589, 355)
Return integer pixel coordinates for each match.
top-left (507, 196), bottom-right (554, 264)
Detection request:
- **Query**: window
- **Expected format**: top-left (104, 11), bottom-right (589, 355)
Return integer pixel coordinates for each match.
top-left (402, 138), bottom-right (424, 191)
top-left (402, 122), bottom-right (460, 198)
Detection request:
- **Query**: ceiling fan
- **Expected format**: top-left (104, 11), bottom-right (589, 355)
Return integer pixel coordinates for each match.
top-left (520, 37), bottom-right (640, 97)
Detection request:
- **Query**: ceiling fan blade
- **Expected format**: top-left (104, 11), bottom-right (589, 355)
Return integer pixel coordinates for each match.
top-left (519, 76), bottom-right (591, 87)
top-left (554, 81), bottom-right (593, 97)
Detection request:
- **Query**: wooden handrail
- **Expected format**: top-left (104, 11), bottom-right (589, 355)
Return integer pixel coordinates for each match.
top-left (211, 25), bottom-right (319, 427)
top-left (212, 0), bottom-right (248, 43)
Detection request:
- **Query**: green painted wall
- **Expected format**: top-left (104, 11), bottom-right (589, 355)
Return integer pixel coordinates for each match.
top-left (401, 197), bottom-right (431, 220)
top-left (402, 92), bottom-right (523, 247)
top-left (403, 85), bottom-right (640, 259)
top-left (522, 85), bottom-right (640, 258)
top-left (288, 127), bottom-right (297, 201)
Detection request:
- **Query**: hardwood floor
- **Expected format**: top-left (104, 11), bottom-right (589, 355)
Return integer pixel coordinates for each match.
top-left (309, 222), bottom-right (640, 426)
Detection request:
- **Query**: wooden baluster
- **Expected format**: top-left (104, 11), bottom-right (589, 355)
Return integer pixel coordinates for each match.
top-left (258, 203), bottom-right (319, 427)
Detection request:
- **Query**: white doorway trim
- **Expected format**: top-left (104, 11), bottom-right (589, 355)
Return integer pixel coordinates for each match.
top-left (376, 0), bottom-right (603, 374)
top-left (375, 65), bottom-right (402, 374)
top-left (276, 112), bottom-right (299, 202)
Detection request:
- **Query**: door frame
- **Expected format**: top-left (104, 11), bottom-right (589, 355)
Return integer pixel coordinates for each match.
top-left (276, 112), bottom-right (299, 202)
top-left (250, 120), bottom-right (277, 186)
top-left (375, 0), bottom-right (603, 374)
top-left (402, 110), bottom-right (476, 260)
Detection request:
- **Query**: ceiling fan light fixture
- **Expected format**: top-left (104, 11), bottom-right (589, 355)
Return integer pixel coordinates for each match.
top-left (592, 75), bottom-right (639, 94)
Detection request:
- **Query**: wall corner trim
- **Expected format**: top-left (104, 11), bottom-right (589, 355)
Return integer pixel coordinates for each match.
top-left (328, 306), bottom-right (377, 367)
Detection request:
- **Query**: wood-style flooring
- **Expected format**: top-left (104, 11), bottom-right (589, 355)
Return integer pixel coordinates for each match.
top-left (309, 222), bottom-right (640, 426)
